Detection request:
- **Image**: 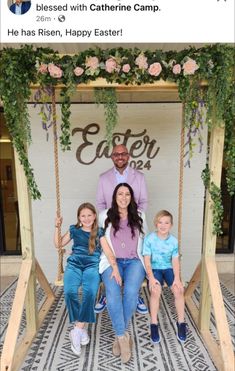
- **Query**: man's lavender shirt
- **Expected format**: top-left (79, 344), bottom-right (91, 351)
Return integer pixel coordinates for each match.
top-left (96, 165), bottom-right (148, 212)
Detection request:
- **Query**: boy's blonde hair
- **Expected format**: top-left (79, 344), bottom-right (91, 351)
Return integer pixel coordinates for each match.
top-left (154, 210), bottom-right (173, 226)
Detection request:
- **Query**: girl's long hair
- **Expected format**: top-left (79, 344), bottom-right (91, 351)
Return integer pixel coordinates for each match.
top-left (76, 202), bottom-right (98, 254)
top-left (104, 183), bottom-right (143, 237)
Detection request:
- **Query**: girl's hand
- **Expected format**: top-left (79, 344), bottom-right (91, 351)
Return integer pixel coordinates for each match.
top-left (111, 266), bottom-right (122, 286)
top-left (55, 216), bottom-right (63, 228)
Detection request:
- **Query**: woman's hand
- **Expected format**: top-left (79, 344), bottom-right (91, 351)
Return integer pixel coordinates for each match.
top-left (111, 265), bottom-right (122, 286)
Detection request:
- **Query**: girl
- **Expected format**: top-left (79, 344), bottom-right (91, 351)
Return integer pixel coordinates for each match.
top-left (142, 210), bottom-right (186, 344)
top-left (99, 183), bottom-right (147, 364)
top-left (54, 202), bottom-right (121, 356)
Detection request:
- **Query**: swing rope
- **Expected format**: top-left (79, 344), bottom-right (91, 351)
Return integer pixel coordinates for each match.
top-left (177, 103), bottom-right (185, 265)
top-left (52, 87), bottom-right (64, 286)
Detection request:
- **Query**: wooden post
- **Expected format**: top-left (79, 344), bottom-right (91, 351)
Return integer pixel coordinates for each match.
top-left (205, 257), bottom-right (234, 371)
top-left (180, 116), bottom-right (234, 370)
top-left (1, 149), bottom-right (38, 371)
top-left (0, 260), bottom-right (32, 371)
top-left (199, 125), bottom-right (225, 330)
top-left (14, 149), bottom-right (38, 334)
top-left (1, 149), bottom-right (56, 371)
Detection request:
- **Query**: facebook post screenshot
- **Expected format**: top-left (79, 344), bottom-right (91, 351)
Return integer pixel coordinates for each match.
top-left (0, 1), bottom-right (234, 371)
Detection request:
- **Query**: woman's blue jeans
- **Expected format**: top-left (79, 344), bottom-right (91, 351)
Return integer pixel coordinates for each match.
top-left (102, 258), bottom-right (145, 336)
top-left (64, 264), bottom-right (100, 323)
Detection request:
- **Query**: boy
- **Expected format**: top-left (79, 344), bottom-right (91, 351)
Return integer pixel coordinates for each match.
top-left (142, 210), bottom-right (187, 343)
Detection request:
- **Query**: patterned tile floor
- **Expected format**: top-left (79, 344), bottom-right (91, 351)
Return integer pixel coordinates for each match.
top-left (0, 274), bottom-right (234, 371)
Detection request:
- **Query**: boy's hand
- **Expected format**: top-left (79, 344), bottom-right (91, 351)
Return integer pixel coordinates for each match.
top-left (149, 276), bottom-right (159, 291)
top-left (172, 278), bottom-right (184, 292)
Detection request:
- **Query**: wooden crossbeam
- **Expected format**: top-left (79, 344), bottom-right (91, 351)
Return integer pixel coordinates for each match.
top-left (185, 262), bottom-right (201, 325)
top-left (30, 77), bottom-right (208, 92)
top-left (36, 259), bottom-right (55, 298)
top-left (185, 262), bottom-right (201, 298)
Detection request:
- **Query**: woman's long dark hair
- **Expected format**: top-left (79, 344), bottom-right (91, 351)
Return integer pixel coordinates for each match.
top-left (104, 183), bottom-right (143, 237)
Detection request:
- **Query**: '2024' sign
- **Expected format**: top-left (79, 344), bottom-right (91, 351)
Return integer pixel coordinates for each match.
top-left (72, 123), bottom-right (160, 170)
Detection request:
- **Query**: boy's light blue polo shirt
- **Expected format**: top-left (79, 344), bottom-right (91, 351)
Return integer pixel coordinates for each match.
top-left (142, 232), bottom-right (178, 269)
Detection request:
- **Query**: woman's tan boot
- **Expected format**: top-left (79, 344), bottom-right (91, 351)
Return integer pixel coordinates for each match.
top-left (118, 332), bottom-right (131, 363)
top-left (112, 336), bottom-right (121, 356)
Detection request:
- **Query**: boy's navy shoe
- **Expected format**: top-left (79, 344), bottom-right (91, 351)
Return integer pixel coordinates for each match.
top-left (94, 295), bottom-right (107, 314)
top-left (176, 322), bottom-right (187, 342)
top-left (150, 324), bottom-right (160, 343)
top-left (136, 296), bottom-right (149, 315)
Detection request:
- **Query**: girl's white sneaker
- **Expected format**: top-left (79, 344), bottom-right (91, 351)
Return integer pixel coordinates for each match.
top-left (69, 328), bottom-right (81, 356)
top-left (80, 328), bottom-right (90, 345)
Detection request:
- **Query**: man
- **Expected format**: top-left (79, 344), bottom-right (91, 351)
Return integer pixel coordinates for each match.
top-left (97, 144), bottom-right (148, 212)
top-left (95, 144), bottom-right (149, 315)
top-left (9, 0), bottom-right (31, 15)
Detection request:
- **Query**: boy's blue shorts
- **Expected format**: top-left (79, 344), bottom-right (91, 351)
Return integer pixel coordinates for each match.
top-left (152, 268), bottom-right (174, 287)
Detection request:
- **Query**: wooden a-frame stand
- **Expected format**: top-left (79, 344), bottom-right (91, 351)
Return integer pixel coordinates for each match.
top-left (185, 125), bottom-right (234, 371)
top-left (0, 80), bottom-right (234, 371)
top-left (0, 151), bottom-right (55, 371)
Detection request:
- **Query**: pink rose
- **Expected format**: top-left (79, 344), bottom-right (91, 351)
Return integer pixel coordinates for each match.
top-left (48, 63), bottom-right (63, 78)
top-left (135, 54), bottom-right (148, 69)
top-left (74, 66), bottom-right (84, 76)
top-left (183, 58), bottom-right (199, 75)
top-left (122, 64), bottom-right (131, 73)
top-left (38, 63), bottom-right (48, 74)
top-left (85, 56), bottom-right (99, 70)
top-left (105, 58), bottom-right (118, 73)
top-left (148, 62), bottom-right (162, 76)
top-left (173, 64), bottom-right (181, 75)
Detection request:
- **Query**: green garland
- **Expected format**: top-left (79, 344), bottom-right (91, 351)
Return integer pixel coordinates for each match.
top-left (0, 45), bottom-right (41, 199)
top-left (201, 165), bottom-right (224, 235)
top-left (94, 88), bottom-right (118, 146)
top-left (223, 81), bottom-right (235, 196)
top-left (0, 45), bottom-right (234, 223)
top-left (60, 86), bottom-right (73, 151)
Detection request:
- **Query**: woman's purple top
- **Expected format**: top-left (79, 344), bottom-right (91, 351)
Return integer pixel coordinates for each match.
top-left (110, 218), bottom-right (139, 259)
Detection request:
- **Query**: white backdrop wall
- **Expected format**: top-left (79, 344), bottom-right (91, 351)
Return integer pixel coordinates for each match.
top-left (28, 103), bottom-right (207, 282)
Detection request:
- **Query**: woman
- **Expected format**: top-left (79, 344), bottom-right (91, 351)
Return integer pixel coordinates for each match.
top-left (99, 183), bottom-right (147, 364)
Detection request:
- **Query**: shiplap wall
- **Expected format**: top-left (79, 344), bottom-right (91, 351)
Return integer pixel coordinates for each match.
top-left (28, 103), bottom-right (207, 282)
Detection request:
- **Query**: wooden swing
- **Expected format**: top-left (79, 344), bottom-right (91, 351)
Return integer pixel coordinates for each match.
top-left (1, 80), bottom-right (234, 371)
top-left (52, 95), bottom-right (185, 287)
